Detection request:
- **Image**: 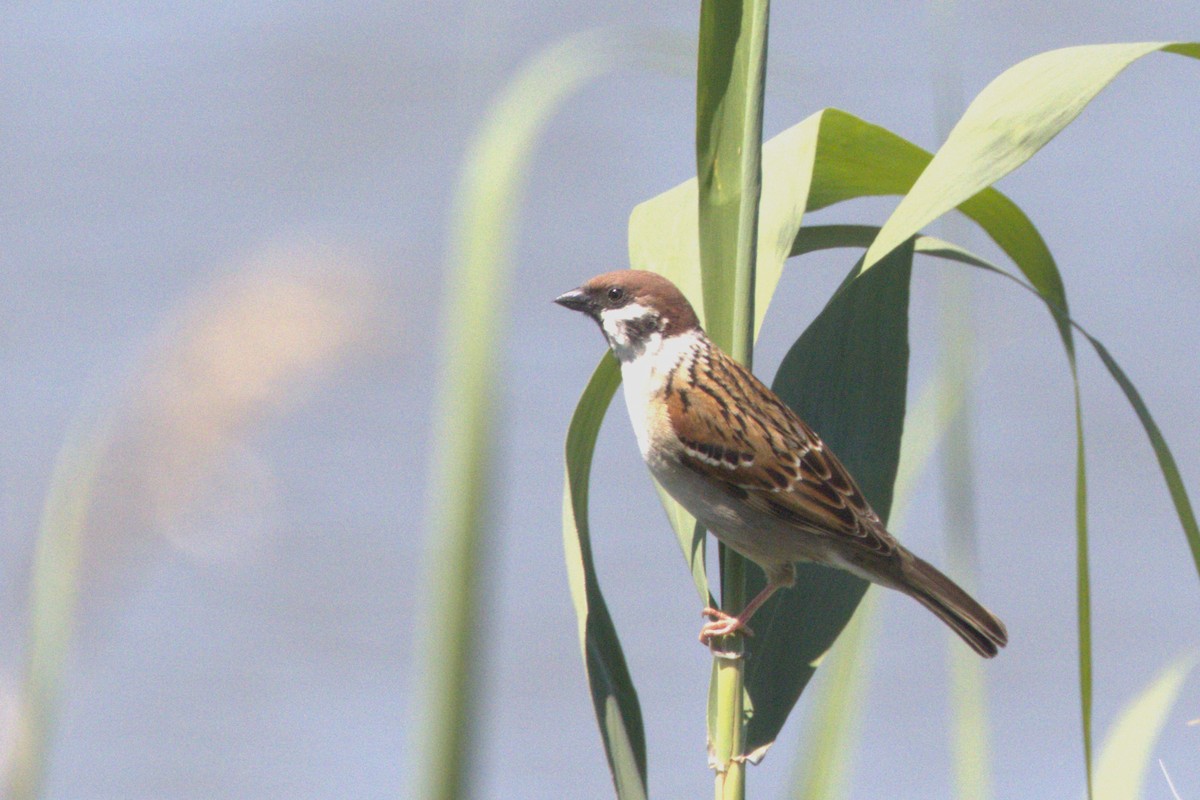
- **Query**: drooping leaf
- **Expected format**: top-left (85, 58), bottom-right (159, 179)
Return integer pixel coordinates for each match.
top-left (801, 224), bottom-right (1200, 585)
top-left (627, 108), bottom-right (1052, 761)
top-left (620, 45), bottom-right (1200, 772)
top-left (562, 355), bottom-right (648, 800)
top-left (864, 42), bottom-right (1200, 273)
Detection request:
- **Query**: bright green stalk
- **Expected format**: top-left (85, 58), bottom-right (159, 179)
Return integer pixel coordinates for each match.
top-left (695, 1), bottom-right (770, 798)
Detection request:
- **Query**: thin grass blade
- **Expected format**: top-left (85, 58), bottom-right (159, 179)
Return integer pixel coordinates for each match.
top-left (5, 423), bottom-right (106, 800)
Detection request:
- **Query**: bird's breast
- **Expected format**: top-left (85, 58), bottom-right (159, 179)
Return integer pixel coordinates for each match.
top-left (617, 331), bottom-right (698, 460)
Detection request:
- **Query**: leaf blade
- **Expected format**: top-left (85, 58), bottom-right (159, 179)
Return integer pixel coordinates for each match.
top-left (562, 354), bottom-right (649, 800)
top-left (743, 242), bottom-right (914, 755)
top-left (864, 42), bottom-right (1200, 271)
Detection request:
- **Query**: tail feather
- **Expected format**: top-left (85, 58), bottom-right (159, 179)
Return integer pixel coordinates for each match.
top-left (902, 554), bottom-right (1008, 658)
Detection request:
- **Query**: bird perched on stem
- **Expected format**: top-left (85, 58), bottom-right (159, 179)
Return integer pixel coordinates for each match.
top-left (555, 269), bottom-right (1007, 657)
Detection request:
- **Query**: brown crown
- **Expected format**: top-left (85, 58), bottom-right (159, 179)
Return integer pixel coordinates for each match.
top-left (580, 270), bottom-right (702, 338)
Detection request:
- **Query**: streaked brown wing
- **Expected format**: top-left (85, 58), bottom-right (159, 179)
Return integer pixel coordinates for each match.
top-left (664, 341), bottom-right (896, 556)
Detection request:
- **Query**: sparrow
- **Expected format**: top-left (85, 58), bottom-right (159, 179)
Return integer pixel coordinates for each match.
top-left (555, 269), bottom-right (1007, 657)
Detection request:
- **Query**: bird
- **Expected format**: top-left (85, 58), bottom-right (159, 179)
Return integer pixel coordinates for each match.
top-left (555, 269), bottom-right (1008, 657)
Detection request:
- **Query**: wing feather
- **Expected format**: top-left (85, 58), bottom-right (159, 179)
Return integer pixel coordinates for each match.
top-left (665, 340), bottom-right (896, 556)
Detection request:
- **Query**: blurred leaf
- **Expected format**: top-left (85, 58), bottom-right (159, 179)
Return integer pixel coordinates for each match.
top-left (788, 590), bottom-right (880, 800)
top-left (6, 423), bottom-right (105, 800)
top-left (562, 355), bottom-right (648, 800)
top-left (421, 28), bottom-right (690, 800)
top-left (7, 263), bottom-right (381, 800)
top-left (1094, 653), bottom-right (1198, 800)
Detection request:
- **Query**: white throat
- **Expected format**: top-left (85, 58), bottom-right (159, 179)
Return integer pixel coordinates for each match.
top-left (613, 326), bottom-right (702, 459)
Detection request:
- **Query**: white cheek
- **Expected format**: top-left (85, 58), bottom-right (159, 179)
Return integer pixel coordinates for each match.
top-left (600, 315), bottom-right (629, 349)
top-left (599, 302), bottom-right (657, 361)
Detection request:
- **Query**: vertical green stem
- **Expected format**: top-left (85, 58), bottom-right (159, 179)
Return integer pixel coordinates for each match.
top-left (1073, 379), bottom-right (1093, 800)
top-left (695, 1), bottom-right (770, 798)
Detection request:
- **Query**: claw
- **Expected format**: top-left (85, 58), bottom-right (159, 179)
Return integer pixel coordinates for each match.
top-left (699, 607), bottom-right (755, 646)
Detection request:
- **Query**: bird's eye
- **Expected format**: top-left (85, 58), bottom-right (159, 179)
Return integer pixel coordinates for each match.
top-left (607, 286), bottom-right (624, 303)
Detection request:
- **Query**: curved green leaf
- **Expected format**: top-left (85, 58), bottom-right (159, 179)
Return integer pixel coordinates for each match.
top-left (864, 41), bottom-right (1200, 272)
top-left (800, 224), bottom-right (1200, 583)
top-left (830, 47), bottom-right (1181, 778)
top-left (562, 355), bottom-right (648, 800)
top-left (626, 108), bottom-right (1052, 761)
top-left (624, 58), bottom-right (1200, 767)
top-left (792, 223), bottom-right (1200, 795)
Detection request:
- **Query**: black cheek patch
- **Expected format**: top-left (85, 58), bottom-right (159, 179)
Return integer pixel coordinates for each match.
top-left (621, 313), bottom-right (661, 342)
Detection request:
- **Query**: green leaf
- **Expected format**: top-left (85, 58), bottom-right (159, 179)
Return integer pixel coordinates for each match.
top-left (801, 223), bottom-right (1200, 584)
top-left (628, 108), bottom-right (1051, 761)
top-left (743, 241), bottom-right (913, 757)
top-left (1094, 653), bottom-right (1198, 800)
top-left (864, 41), bottom-right (1200, 273)
top-left (790, 224), bottom-right (1200, 793)
top-left (562, 355), bottom-right (648, 800)
top-left (625, 85), bottom-right (1197, 771)
top-left (791, 312), bottom-right (976, 800)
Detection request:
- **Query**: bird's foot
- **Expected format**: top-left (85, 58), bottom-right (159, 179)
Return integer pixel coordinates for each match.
top-left (699, 607), bottom-right (755, 648)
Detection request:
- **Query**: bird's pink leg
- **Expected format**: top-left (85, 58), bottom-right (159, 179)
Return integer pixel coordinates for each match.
top-left (699, 581), bottom-right (782, 646)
